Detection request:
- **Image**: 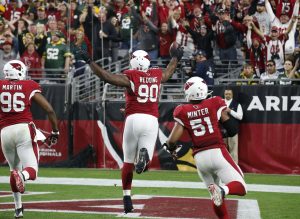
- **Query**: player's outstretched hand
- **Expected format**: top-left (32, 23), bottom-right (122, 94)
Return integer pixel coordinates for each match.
top-left (44, 130), bottom-right (59, 147)
top-left (169, 42), bottom-right (184, 61)
top-left (162, 142), bottom-right (182, 160)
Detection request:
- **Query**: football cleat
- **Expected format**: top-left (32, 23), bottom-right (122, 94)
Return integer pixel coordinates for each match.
top-left (14, 206), bottom-right (23, 218)
top-left (12, 170), bottom-right (25, 194)
top-left (135, 148), bottom-right (150, 174)
top-left (123, 195), bottom-right (133, 213)
top-left (208, 184), bottom-right (225, 207)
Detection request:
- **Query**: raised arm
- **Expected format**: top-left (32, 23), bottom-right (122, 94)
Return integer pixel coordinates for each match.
top-left (89, 62), bottom-right (131, 87)
top-left (250, 21), bottom-right (264, 39)
top-left (284, 15), bottom-right (297, 35)
top-left (161, 45), bottom-right (184, 83)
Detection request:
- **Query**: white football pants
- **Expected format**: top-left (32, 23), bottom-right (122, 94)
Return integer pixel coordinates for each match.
top-left (123, 113), bottom-right (158, 164)
top-left (194, 147), bottom-right (246, 190)
top-left (1, 123), bottom-right (38, 172)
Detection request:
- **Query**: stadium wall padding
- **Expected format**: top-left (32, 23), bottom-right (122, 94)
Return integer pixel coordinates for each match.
top-left (0, 85), bottom-right (299, 174)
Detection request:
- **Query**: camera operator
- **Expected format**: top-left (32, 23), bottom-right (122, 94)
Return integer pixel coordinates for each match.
top-left (188, 50), bottom-right (214, 85)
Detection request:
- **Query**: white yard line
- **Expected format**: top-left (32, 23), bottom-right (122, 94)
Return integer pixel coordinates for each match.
top-left (0, 176), bottom-right (300, 193)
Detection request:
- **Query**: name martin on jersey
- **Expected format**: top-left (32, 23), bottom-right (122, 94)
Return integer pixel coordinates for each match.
top-left (2, 84), bottom-right (23, 90)
top-left (187, 108), bottom-right (209, 118)
top-left (139, 77), bottom-right (158, 83)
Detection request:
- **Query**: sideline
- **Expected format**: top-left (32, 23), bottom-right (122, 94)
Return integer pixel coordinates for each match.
top-left (1, 176), bottom-right (300, 193)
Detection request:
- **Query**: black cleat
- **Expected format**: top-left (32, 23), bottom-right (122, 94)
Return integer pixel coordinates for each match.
top-left (135, 148), bottom-right (150, 174)
top-left (123, 195), bottom-right (133, 213)
top-left (14, 206), bottom-right (23, 218)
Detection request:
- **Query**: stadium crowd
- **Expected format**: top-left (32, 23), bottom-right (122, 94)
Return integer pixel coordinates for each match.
top-left (0, 0), bottom-right (299, 84)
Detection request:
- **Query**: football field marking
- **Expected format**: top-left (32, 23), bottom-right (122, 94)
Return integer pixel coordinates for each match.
top-left (0, 176), bottom-right (299, 193)
top-left (0, 195), bottom-right (261, 219)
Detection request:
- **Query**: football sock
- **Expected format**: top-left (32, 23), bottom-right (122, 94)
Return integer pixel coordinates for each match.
top-left (122, 162), bottom-right (134, 190)
top-left (10, 173), bottom-right (18, 193)
top-left (13, 192), bottom-right (22, 209)
top-left (23, 167), bottom-right (37, 180)
top-left (226, 181), bottom-right (246, 196)
top-left (212, 199), bottom-right (229, 219)
top-left (123, 190), bottom-right (131, 196)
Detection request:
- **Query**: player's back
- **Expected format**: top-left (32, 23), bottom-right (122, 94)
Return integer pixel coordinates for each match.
top-left (123, 68), bottom-right (163, 118)
top-left (0, 79), bottom-right (41, 129)
top-left (174, 96), bottom-right (227, 154)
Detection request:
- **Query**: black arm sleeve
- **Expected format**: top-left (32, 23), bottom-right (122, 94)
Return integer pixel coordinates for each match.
top-left (222, 117), bottom-right (238, 137)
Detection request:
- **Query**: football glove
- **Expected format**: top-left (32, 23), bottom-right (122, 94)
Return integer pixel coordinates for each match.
top-left (44, 130), bottom-right (59, 148)
top-left (169, 45), bottom-right (184, 61)
top-left (162, 142), bottom-right (182, 160)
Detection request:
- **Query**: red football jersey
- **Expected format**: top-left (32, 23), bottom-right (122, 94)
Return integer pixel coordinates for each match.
top-left (0, 80), bottom-right (41, 130)
top-left (174, 96), bottom-right (227, 155)
top-left (124, 68), bottom-right (163, 118)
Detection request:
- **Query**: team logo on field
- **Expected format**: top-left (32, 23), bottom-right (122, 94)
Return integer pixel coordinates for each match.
top-left (0, 195), bottom-right (260, 218)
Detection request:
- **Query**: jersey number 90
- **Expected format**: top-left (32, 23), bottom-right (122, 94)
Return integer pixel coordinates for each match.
top-left (137, 84), bottom-right (159, 103)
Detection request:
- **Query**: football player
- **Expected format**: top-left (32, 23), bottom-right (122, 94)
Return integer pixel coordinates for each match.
top-left (0, 60), bottom-right (59, 218)
top-left (163, 77), bottom-right (247, 219)
top-left (82, 47), bottom-right (184, 213)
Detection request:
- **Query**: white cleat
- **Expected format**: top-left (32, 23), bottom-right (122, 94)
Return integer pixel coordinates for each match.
top-left (208, 184), bottom-right (225, 207)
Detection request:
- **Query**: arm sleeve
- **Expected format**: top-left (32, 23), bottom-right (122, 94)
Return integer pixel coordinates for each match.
top-left (230, 104), bottom-right (243, 120)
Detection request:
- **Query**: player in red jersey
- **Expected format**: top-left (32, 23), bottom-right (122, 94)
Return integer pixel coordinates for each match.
top-left (163, 77), bottom-right (247, 219)
top-left (0, 60), bottom-right (59, 218)
top-left (82, 47), bottom-right (183, 213)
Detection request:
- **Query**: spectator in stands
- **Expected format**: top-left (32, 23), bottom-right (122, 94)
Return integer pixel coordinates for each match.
top-left (260, 59), bottom-right (280, 84)
top-left (20, 42), bottom-right (42, 80)
top-left (35, 6), bottom-right (48, 25)
top-left (253, 0), bottom-right (270, 35)
top-left (82, 5), bottom-right (117, 61)
top-left (35, 23), bottom-right (47, 57)
top-left (185, 23), bottom-right (215, 61)
top-left (210, 8), bottom-right (238, 66)
top-left (189, 49), bottom-right (214, 86)
top-left (251, 17), bottom-right (297, 72)
top-left (0, 28), bottom-right (18, 55)
top-left (157, 22), bottom-right (175, 61)
top-left (246, 28), bottom-right (266, 76)
top-left (237, 63), bottom-right (259, 85)
top-left (70, 0), bottom-right (82, 30)
top-left (41, 31), bottom-right (71, 83)
top-left (57, 1), bottom-right (69, 24)
top-left (278, 58), bottom-right (299, 84)
top-left (168, 8), bottom-right (195, 59)
top-left (265, 0), bottom-right (299, 56)
top-left (70, 27), bottom-right (90, 77)
top-left (110, 16), bottom-right (121, 63)
top-left (131, 0), bottom-right (159, 59)
top-left (18, 32), bottom-right (35, 56)
top-left (0, 40), bottom-right (19, 79)
top-left (223, 88), bottom-right (243, 164)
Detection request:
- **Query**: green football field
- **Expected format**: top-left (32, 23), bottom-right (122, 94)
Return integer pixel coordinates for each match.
top-left (0, 167), bottom-right (300, 219)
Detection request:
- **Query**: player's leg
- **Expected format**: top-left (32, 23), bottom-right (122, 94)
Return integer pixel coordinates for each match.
top-left (228, 135), bottom-right (238, 163)
top-left (136, 114), bottom-right (158, 174)
top-left (215, 147), bottom-right (247, 196)
top-left (194, 150), bottom-right (229, 219)
top-left (16, 123), bottom-right (39, 182)
top-left (122, 115), bottom-right (139, 213)
top-left (1, 126), bottom-right (24, 218)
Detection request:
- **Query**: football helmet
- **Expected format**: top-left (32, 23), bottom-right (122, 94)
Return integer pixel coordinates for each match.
top-left (3, 60), bottom-right (27, 80)
top-left (129, 50), bottom-right (150, 72)
top-left (184, 76), bottom-right (208, 101)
